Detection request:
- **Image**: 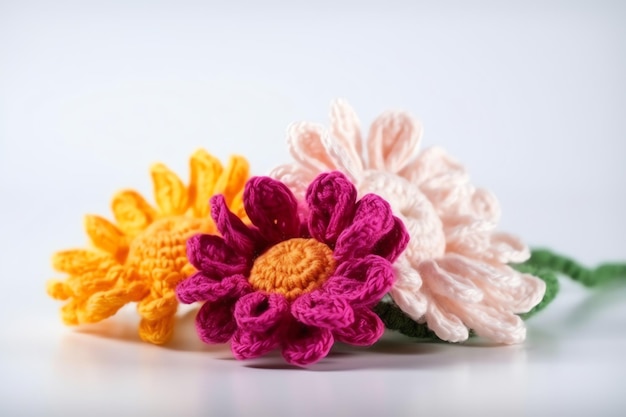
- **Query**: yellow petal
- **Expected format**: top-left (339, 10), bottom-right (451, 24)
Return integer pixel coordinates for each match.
top-left (214, 155), bottom-right (250, 206)
top-left (137, 290), bottom-right (178, 322)
top-left (188, 149), bottom-right (224, 218)
top-left (79, 281), bottom-right (148, 323)
top-left (151, 163), bottom-right (189, 216)
top-left (60, 299), bottom-right (80, 325)
top-left (139, 314), bottom-right (175, 345)
top-left (52, 249), bottom-right (116, 275)
top-left (84, 215), bottom-right (129, 261)
top-left (111, 190), bottom-right (156, 238)
top-left (64, 265), bottom-right (125, 298)
top-left (47, 279), bottom-right (70, 300)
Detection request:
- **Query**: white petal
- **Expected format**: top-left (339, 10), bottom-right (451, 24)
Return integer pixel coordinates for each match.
top-left (482, 232), bottom-right (531, 264)
top-left (400, 146), bottom-right (467, 186)
top-left (418, 259), bottom-right (484, 303)
top-left (460, 304), bottom-right (527, 344)
top-left (329, 99), bottom-right (365, 171)
top-left (366, 110), bottom-right (423, 173)
top-left (481, 270), bottom-right (546, 314)
top-left (268, 163), bottom-right (316, 202)
top-left (426, 300), bottom-right (470, 343)
top-left (286, 121), bottom-right (334, 173)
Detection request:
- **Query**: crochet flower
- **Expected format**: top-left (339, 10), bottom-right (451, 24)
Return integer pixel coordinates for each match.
top-left (270, 99), bottom-right (546, 344)
top-left (176, 172), bottom-right (408, 366)
top-left (47, 150), bottom-right (249, 344)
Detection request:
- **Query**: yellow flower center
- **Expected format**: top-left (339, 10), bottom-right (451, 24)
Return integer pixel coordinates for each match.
top-left (249, 238), bottom-right (336, 301)
top-left (127, 216), bottom-right (211, 279)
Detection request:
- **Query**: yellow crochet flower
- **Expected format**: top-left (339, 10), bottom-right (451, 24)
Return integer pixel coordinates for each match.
top-left (47, 149), bottom-right (249, 344)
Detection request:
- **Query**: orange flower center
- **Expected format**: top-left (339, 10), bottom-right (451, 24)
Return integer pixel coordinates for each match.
top-left (127, 216), bottom-right (211, 279)
top-left (249, 238), bottom-right (336, 300)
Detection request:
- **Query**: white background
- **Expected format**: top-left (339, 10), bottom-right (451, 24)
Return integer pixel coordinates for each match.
top-left (1, 1), bottom-right (625, 416)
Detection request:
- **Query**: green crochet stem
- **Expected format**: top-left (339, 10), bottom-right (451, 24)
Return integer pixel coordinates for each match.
top-left (376, 248), bottom-right (626, 341)
top-left (523, 248), bottom-right (626, 288)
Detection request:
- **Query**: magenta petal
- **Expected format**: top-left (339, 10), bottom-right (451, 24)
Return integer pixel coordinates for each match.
top-left (373, 216), bottom-right (409, 262)
top-left (282, 325), bottom-right (334, 367)
top-left (195, 300), bottom-right (237, 344)
top-left (333, 308), bottom-right (384, 346)
top-left (324, 255), bottom-right (395, 307)
top-left (211, 194), bottom-right (264, 257)
top-left (333, 194), bottom-right (395, 262)
top-left (243, 177), bottom-right (300, 243)
top-left (305, 172), bottom-right (357, 244)
top-left (231, 327), bottom-right (283, 360)
top-left (234, 292), bottom-right (290, 333)
top-left (291, 292), bottom-right (354, 329)
top-left (186, 234), bottom-right (249, 275)
top-left (176, 273), bottom-right (251, 304)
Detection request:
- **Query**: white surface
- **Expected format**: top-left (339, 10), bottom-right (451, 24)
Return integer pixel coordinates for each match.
top-left (1, 1), bottom-right (625, 416)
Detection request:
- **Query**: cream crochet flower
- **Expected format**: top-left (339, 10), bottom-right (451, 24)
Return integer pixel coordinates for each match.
top-left (269, 99), bottom-right (545, 344)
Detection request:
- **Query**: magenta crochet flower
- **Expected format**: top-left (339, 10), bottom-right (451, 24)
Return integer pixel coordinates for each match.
top-left (176, 171), bottom-right (408, 366)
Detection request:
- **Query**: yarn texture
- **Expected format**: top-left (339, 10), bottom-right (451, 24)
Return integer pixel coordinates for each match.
top-left (47, 150), bottom-right (249, 344)
top-left (175, 171), bottom-right (409, 366)
top-left (376, 248), bottom-right (626, 339)
top-left (269, 99), bottom-right (545, 344)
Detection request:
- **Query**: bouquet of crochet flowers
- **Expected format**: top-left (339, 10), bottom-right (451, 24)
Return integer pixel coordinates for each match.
top-left (47, 99), bottom-right (626, 366)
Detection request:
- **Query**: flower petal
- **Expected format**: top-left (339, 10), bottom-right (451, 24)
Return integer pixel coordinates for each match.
top-left (469, 266), bottom-right (546, 314)
top-left (286, 121), bottom-right (335, 173)
top-left (51, 249), bottom-right (117, 275)
top-left (111, 190), bottom-right (156, 238)
top-left (176, 272), bottom-right (251, 304)
top-left (64, 265), bottom-right (130, 298)
top-left (84, 215), bottom-right (128, 261)
top-left (80, 281), bottom-right (148, 323)
top-left (399, 147), bottom-right (472, 218)
top-left (333, 308), bottom-right (384, 346)
top-left (313, 99), bottom-right (365, 181)
top-left (186, 234), bottom-right (249, 276)
top-left (418, 259), bottom-right (483, 303)
top-left (211, 194), bottom-right (264, 258)
top-left (268, 163), bottom-right (317, 203)
top-left (282, 324), bottom-right (334, 366)
top-left (389, 258), bottom-right (428, 320)
top-left (188, 149), bottom-right (224, 218)
top-left (329, 99), bottom-right (364, 180)
top-left (460, 304), bottom-right (528, 344)
top-left (373, 216), bottom-right (409, 262)
top-left (468, 188), bottom-right (501, 224)
top-left (195, 300), bottom-right (237, 344)
top-left (243, 177), bottom-right (300, 243)
top-left (213, 155), bottom-right (250, 207)
top-left (481, 232), bottom-right (530, 264)
top-left (367, 110), bottom-right (422, 173)
top-left (291, 292), bottom-right (354, 329)
top-left (306, 171), bottom-right (357, 244)
top-left (231, 327), bottom-right (283, 360)
top-left (334, 194), bottom-right (394, 262)
top-left (150, 163), bottom-right (189, 216)
top-left (400, 146), bottom-right (467, 188)
top-left (425, 299), bottom-right (470, 343)
top-left (234, 292), bottom-right (290, 333)
top-left (324, 255), bottom-right (395, 307)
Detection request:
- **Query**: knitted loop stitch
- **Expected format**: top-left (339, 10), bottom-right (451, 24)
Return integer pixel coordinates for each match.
top-left (176, 171), bottom-right (409, 366)
top-left (47, 149), bottom-right (250, 344)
